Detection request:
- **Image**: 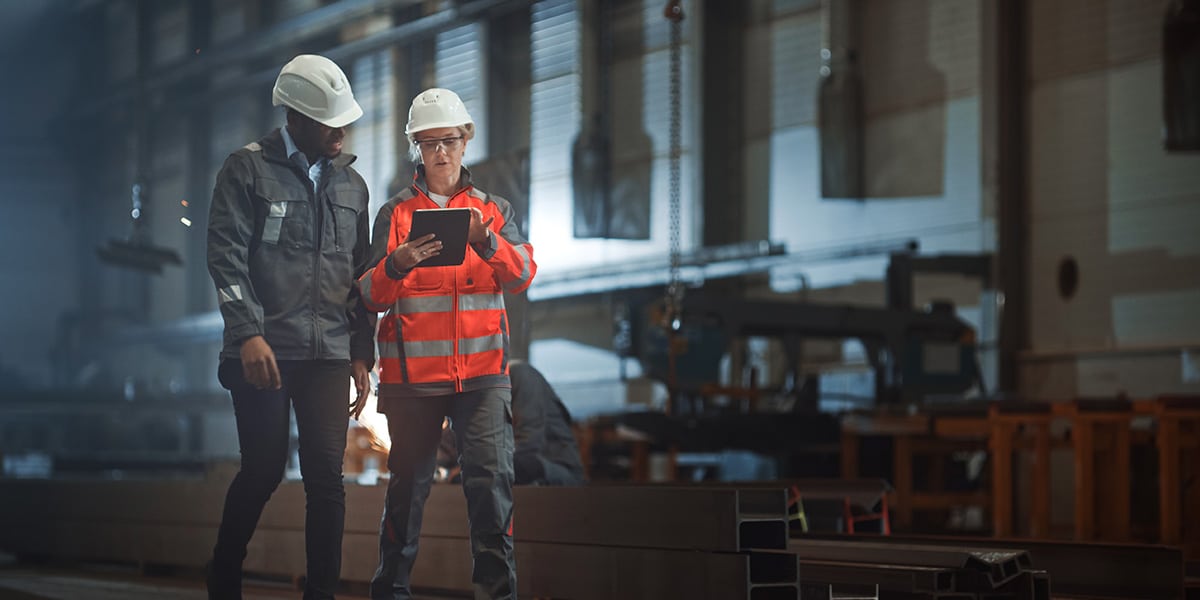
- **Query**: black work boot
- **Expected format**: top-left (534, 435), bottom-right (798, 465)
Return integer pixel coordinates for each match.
top-left (206, 559), bottom-right (243, 600)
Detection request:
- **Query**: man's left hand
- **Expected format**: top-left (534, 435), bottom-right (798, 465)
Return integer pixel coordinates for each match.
top-left (350, 359), bottom-right (371, 419)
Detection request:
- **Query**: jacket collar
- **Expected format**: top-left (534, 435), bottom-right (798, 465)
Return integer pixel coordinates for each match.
top-left (261, 128), bottom-right (357, 172)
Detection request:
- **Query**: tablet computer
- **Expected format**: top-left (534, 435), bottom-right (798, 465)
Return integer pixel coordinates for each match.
top-left (407, 207), bottom-right (471, 267)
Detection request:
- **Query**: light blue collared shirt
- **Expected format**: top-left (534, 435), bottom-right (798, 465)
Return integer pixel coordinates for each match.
top-left (281, 125), bottom-right (329, 193)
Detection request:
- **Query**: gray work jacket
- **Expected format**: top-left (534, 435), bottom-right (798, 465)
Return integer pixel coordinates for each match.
top-left (207, 128), bottom-right (375, 366)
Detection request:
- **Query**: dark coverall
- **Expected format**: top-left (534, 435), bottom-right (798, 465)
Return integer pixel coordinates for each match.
top-left (206, 127), bottom-right (374, 600)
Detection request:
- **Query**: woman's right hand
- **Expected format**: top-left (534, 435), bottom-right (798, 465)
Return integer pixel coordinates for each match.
top-left (389, 233), bottom-right (443, 271)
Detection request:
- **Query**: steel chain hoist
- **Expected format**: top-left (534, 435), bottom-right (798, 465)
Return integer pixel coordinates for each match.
top-left (663, 0), bottom-right (685, 332)
top-left (659, 0), bottom-right (686, 413)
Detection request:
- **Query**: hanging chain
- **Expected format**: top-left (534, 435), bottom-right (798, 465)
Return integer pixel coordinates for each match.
top-left (664, 0), bottom-right (685, 329)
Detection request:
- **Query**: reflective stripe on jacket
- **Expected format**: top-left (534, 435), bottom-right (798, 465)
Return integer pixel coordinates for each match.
top-left (360, 167), bottom-right (535, 402)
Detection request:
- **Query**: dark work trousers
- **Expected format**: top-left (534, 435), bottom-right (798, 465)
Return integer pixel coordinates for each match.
top-left (370, 387), bottom-right (516, 600)
top-left (209, 359), bottom-right (351, 600)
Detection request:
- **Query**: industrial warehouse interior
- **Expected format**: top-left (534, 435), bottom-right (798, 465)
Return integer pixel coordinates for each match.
top-left (1, 0), bottom-right (1199, 598)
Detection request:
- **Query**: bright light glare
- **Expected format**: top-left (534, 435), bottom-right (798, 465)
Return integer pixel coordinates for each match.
top-left (353, 382), bottom-right (391, 451)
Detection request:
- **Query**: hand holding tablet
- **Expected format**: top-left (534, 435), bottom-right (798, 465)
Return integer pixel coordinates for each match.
top-left (406, 208), bottom-right (471, 268)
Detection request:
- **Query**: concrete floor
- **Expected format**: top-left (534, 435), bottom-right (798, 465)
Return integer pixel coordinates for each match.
top-left (0, 556), bottom-right (378, 600)
top-left (0, 562), bottom-right (470, 600)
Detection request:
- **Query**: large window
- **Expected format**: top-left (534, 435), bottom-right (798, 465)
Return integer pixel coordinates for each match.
top-left (761, 0), bottom-right (986, 290)
top-left (436, 23), bottom-right (488, 166)
top-left (528, 0), bottom-right (581, 272)
top-left (211, 0), bottom-right (247, 43)
top-left (528, 0), bottom-right (698, 278)
top-left (105, 1), bottom-right (137, 83)
top-left (273, 0), bottom-right (321, 21)
top-left (351, 50), bottom-right (397, 222)
top-left (150, 1), bottom-right (189, 67)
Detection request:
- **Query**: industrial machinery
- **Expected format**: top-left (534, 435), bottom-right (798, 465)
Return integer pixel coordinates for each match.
top-left (635, 252), bottom-right (992, 412)
top-left (596, 250), bottom-right (992, 481)
top-left (669, 293), bottom-right (983, 407)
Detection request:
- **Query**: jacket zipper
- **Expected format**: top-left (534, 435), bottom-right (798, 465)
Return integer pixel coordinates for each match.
top-left (310, 167), bottom-right (324, 359)
top-left (450, 190), bottom-right (463, 393)
top-left (416, 185), bottom-right (465, 393)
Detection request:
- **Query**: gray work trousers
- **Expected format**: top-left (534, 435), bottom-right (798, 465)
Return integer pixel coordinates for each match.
top-left (370, 387), bottom-right (517, 600)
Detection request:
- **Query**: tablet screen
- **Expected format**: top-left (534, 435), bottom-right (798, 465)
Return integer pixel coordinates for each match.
top-left (407, 208), bottom-right (471, 267)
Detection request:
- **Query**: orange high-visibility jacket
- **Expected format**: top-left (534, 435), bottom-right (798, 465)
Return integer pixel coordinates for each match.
top-left (359, 168), bottom-right (535, 403)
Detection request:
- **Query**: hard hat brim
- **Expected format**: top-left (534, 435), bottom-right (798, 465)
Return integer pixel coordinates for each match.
top-left (406, 120), bottom-right (472, 136)
top-left (316, 101), bottom-right (364, 129)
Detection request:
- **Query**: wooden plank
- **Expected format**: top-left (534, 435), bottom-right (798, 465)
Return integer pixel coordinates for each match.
top-left (990, 420), bottom-right (1015, 537)
top-left (1159, 417), bottom-right (1182, 545)
top-left (1111, 423), bottom-right (1132, 540)
top-left (907, 492), bottom-right (991, 509)
top-left (0, 479), bottom-right (790, 560)
top-left (840, 431), bottom-right (859, 479)
top-left (892, 435), bottom-right (913, 531)
top-left (1031, 422), bottom-right (1052, 538)
top-left (932, 416), bottom-right (990, 438)
top-left (513, 541), bottom-right (759, 600)
top-left (512, 486), bottom-right (786, 551)
top-left (1073, 419), bottom-right (1095, 540)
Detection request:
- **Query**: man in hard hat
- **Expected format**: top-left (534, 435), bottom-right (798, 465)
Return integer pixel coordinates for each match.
top-left (206, 54), bottom-right (373, 600)
top-left (359, 87), bottom-right (535, 600)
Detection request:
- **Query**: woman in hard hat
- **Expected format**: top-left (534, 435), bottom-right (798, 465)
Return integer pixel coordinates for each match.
top-left (358, 88), bottom-right (535, 600)
top-left (206, 54), bottom-right (375, 599)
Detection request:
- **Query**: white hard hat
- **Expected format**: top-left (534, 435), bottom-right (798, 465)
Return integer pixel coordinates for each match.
top-left (405, 88), bottom-right (475, 140)
top-left (272, 54), bottom-right (363, 128)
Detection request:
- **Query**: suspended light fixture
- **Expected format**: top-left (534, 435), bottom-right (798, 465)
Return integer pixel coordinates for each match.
top-left (1164, 0), bottom-right (1200, 151)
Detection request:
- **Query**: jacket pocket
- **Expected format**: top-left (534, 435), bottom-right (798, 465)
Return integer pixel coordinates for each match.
top-left (254, 177), bottom-right (313, 249)
top-left (330, 188), bottom-right (365, 253)
top-left (404, 267), bottom-right (447, 291)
